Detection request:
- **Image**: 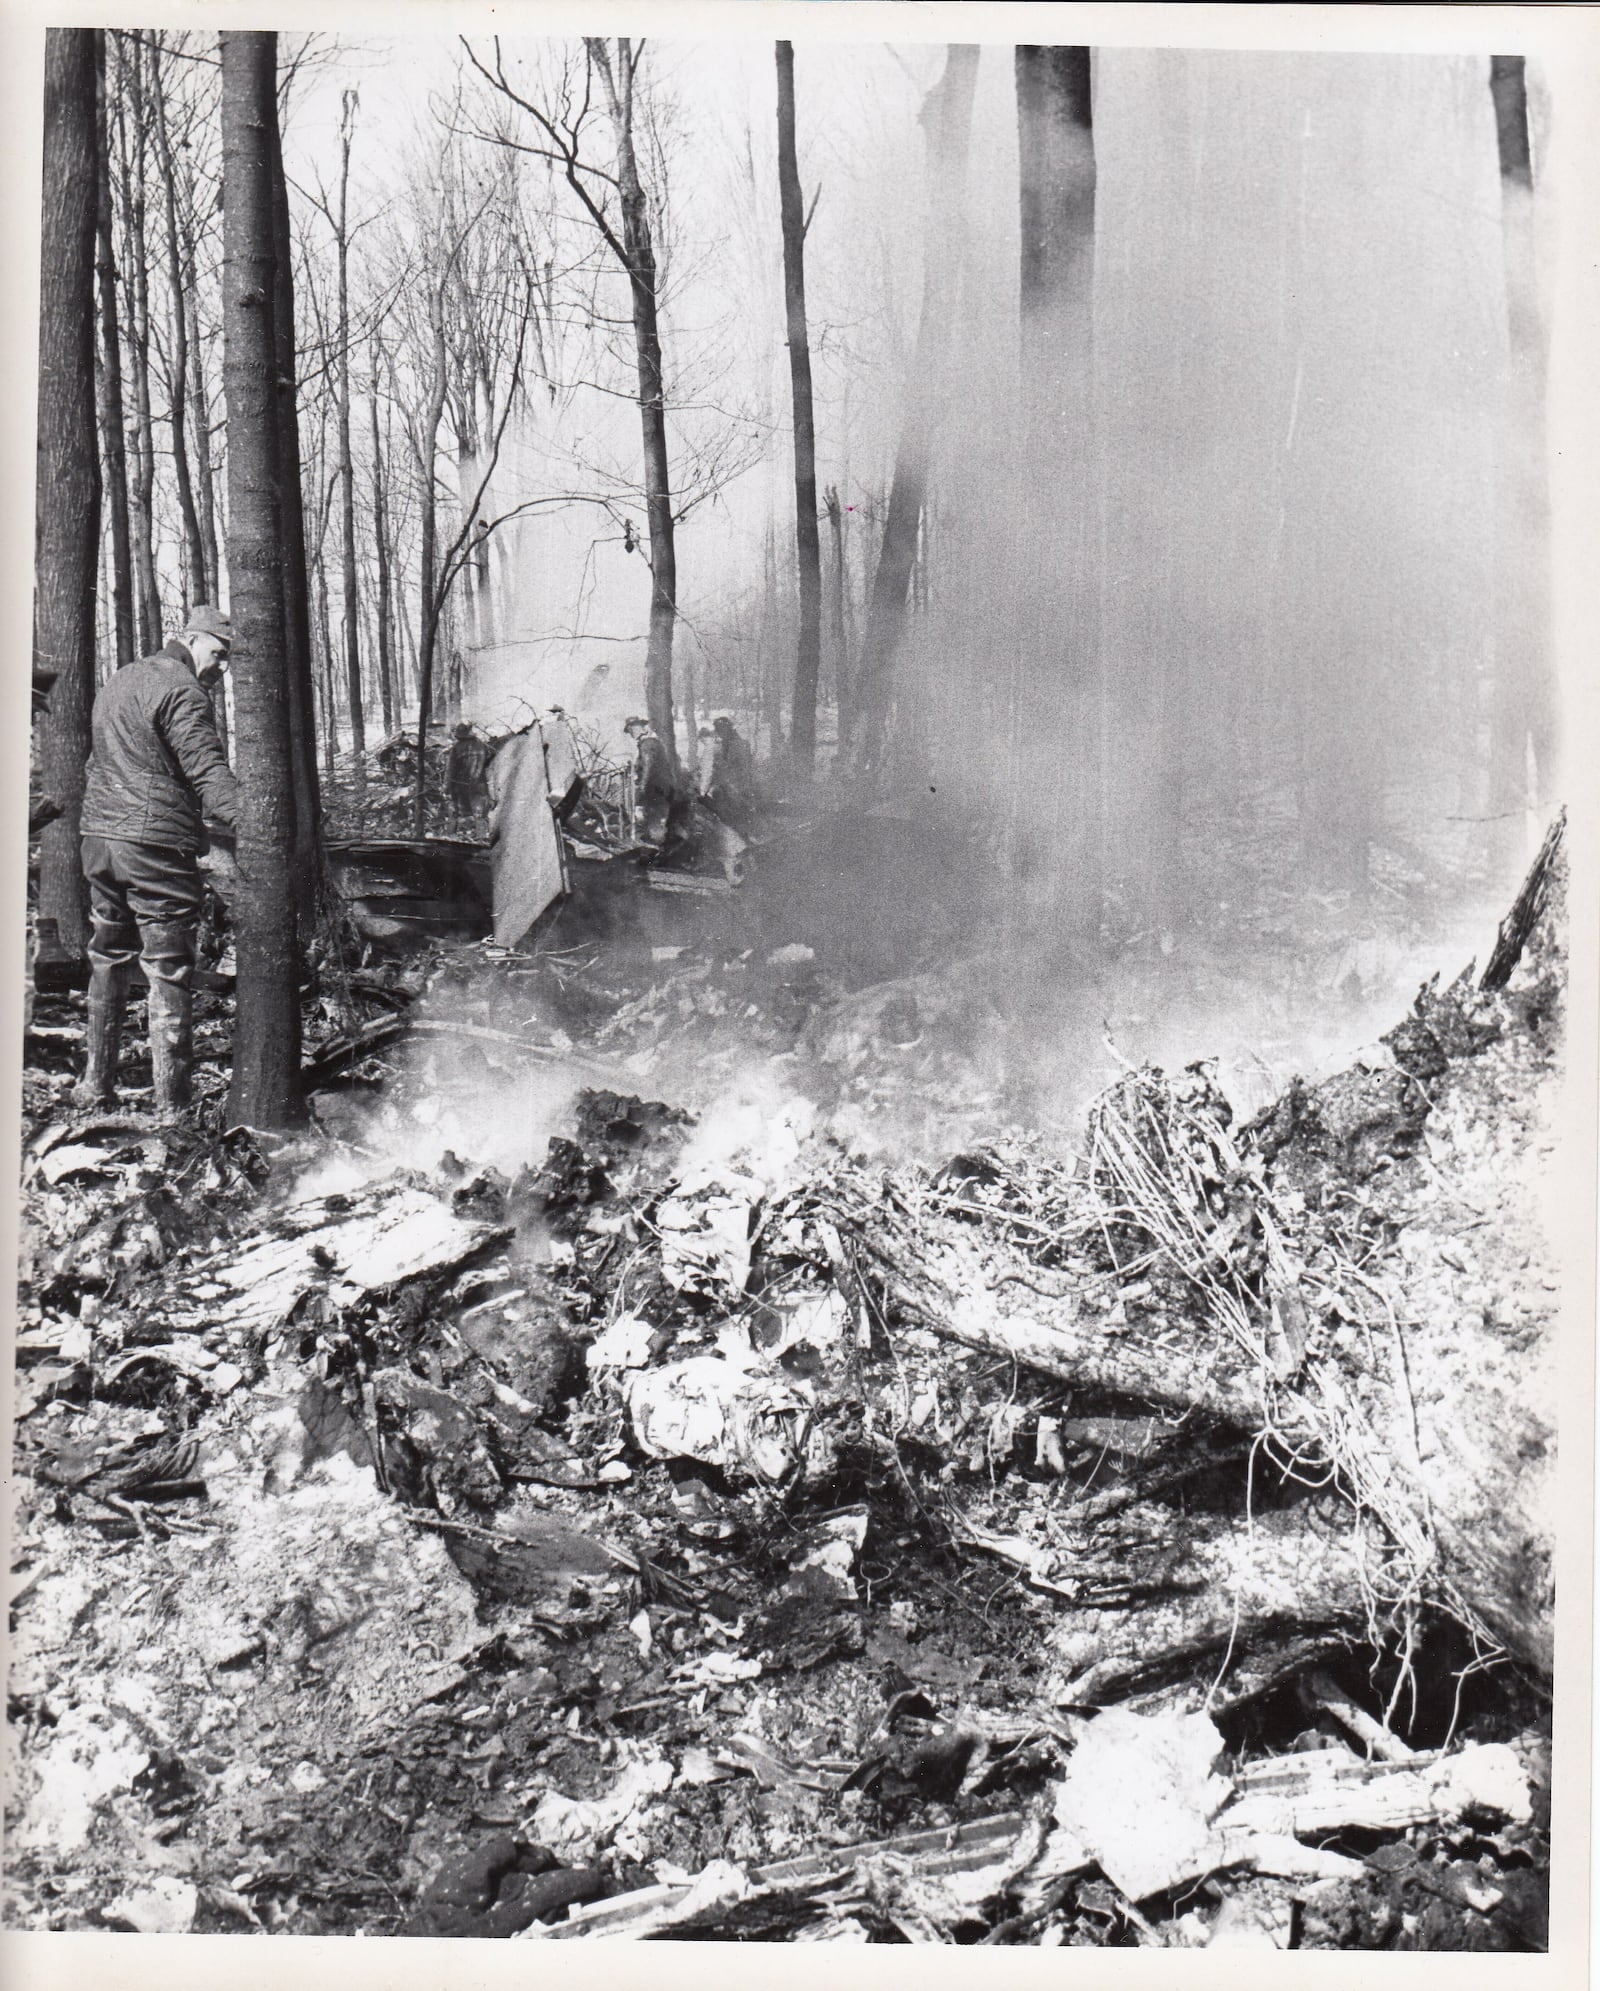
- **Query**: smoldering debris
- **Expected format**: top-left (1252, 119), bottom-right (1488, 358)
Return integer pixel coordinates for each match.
top-left (5, 826), bottom-right (1563, 1946)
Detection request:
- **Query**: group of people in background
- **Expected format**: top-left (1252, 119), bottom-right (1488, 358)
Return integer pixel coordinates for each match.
top-left (623, 712), bottom-right (758, 853)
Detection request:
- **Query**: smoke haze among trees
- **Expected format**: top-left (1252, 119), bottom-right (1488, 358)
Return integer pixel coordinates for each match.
top-left (62, 30), bottom-right (1560, 1111)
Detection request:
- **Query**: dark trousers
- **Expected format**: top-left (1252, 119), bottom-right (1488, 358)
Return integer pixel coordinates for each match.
top-left (81, 835), bottom-right (202, 988)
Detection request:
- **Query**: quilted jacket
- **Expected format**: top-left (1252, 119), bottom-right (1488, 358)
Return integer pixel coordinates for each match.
top-left (79, 642), bottom-right (239, 853)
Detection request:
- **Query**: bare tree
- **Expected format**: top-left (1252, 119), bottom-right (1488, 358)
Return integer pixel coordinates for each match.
top-left (823, 482), bottom-right (847, 725)
top-left (776, 42), bottom-right (822, 773)
top-left (403, 172), bottom-right (474, 826)
top-left (150, 37), bottom-right (208, 603)
top-left (368, 347), bottom-right (397, 736)
top-left (35, 28), bottom-right (102, 954)
top-left (113, 35), bottom-right (165, 649)
top-left (333, 90), bottom-right (366, 765)
top-left (220, 27), bottom-right (303, 1128)
top-left (465, 35), bottom-right (682, 760)
top-left (367, 132), bottom-right (539, 828)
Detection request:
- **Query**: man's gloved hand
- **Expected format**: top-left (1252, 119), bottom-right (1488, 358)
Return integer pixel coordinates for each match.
top-left (199, 839), bottom-right (238, 885)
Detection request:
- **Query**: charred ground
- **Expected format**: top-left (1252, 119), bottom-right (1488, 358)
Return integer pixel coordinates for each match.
top-left (5, 810), bottom-right (1565, 1949)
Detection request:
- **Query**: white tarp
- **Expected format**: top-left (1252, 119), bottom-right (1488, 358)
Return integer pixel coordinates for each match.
top-left (488, 725), bottom-right (569, 947)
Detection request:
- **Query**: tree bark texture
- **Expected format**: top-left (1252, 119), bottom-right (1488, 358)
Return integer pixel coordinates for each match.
top-left (93, 31), bottom-right (134, 667)
top-left (850, 45), bottom-right (980, 777)
top-left (35, 27), bottom-right (102, 953)
top-left (776, 42), bottom-right (822, 773)
top-left (220, 27), bottom-right (304, 1129)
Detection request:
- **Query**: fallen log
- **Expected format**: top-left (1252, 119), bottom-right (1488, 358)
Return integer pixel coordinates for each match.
top-left (954, 1498), bottom-right (1376, 1708)
top-left (533, 1809), bottom-right (1040, 1940)
top-left (532, 1714), bottom-right (1531, 1938)
top-left (153, 1179), bottom-right (509, 1341)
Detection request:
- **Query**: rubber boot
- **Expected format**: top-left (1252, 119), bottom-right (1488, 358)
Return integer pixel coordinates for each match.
top-left (72, 961), bottom-right (132, 1112)
top-left (146, 977), bottom-right (194, 1119)
top-left (139, 917), bottom-right (198, 1121)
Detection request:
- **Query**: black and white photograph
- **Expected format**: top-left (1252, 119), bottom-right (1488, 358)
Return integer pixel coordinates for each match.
top-left (5, 0), bottom-right (1597, 1969)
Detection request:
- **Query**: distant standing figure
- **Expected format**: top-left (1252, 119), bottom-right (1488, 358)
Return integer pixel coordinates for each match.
top-left (75, 604), bottom-right (237, 1118)
top-left (446, 721), bottom-right (489, 829)
top-left (623, 715), bottom-right (676, 847)
top-left (707, 714), bottom-right (758, 832)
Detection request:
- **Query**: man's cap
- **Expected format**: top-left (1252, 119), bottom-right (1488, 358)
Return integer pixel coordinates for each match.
top-left (623, 715), bottom-right (649, 732)
top-left (184, 603), bottom-right (232, 645)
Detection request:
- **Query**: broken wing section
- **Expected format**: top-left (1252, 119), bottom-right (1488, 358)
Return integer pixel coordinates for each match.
top-left (489, 724), bottom-right (572, 949)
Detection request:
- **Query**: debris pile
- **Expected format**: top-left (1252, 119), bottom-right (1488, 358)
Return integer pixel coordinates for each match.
top-left (6, 824), bottom-right (1563, 1946)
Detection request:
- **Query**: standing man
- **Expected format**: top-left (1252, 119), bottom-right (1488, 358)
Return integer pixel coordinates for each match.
top-left (706, 714), bottom-right (758, 834)
top-left (74, 605), bottom-right (238, 1117)
top-left (446, 720), bottom-right (490, 831)
top-left (623, 713), bottom-right (676, 849)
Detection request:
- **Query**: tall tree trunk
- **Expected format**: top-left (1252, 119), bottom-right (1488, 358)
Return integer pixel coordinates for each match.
top-left (94, 31), bottom-right (134, 666)
top-left (850, 45), bottom-right (980, 776)
top-left (455, 419), bottom-right (482, 696)
top-left (182, 184), bottom-right (220, 601)
top-left (369, 363), bottom-right (396, 737)
top-left (220, 27), bottom-right (303, 1129)
top-left (121, 39), bottom-right (163, 650)
top-left (824, 484), bottom-right (847, 739)
top-left (589, 39), bottom-right (678, 765)
top-left (399, 586), bottom-right (419, 710)
top-left (336, 90), bottom-right (365, 767)
top-left (266, 79), bottom-right (322, 907)
top-left (316, 546), bottom-right (337, 783)
top-left (151, 43), bottom-right (207, 605)
top-left (35, 28), bottom-right (102, 954)
top-left (1014, 44), bottom-right (1103, 930)
top-left (1488, 54), bottom-right (1554, 840)
top-left (411, 273), bottom-right (449, 834)
top-left (767, 514), bottom-right (788, 756)
top-left (776, 42), bottom-right (822, 774)
top-left (474, 521), bottom-right (495, 648)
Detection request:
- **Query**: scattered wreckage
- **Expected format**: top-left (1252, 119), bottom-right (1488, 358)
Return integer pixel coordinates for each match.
top-left (5, 816), bottom-right (1564, 1946)
top-left (325, 712), bottom-right (748, 964)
